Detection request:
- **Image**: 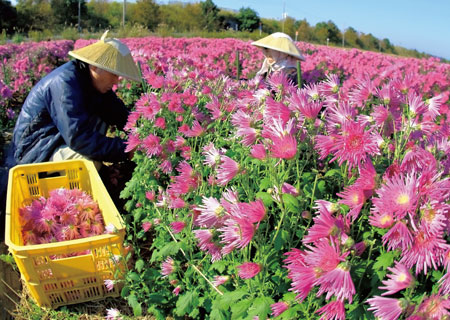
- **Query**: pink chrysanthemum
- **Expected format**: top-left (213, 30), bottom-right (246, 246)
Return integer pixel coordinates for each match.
top-left (231, 110), bottom-right (260, 146)
top-left (416, 294), bottom-right (450, 320)
top-left (302, 208), bottom-right (345, 244)
top-left (369, 209), bottom-right (395, 229)
top-left (142, 221), bottom-right (152, 232)
top-left (172, 286), bottom-right (181, 296)
top-left (382, 221), bottom-right (413, 252)
top-left (142, 134), bottom-right (162, 157)
top-left (250, 144), bottom-right (267, 160)
top-left (216, 156), bottom-right (240, 186)
top-left (372, 173), bottom-right (419, 220)
top-left (324, 120), bottom-right (380, 170)
top-left (315, 300), bottom-right (345, 320)
top-left (106, 308), bottom-right (123, 320)
top-left (237, 262), bottom-right (261, 279)
top-left (270, 134), bottom-right (297, 160)
top-left (288, 89), bottom-right (322, 120)
top-left (161, 257), bottom-right (175, 277)
top-left (400, 229), bottom-right (447, 275)
top-left (196, 196), bottom-right (226, 228)
top-left (170, 221), bottom-right (186, 234)
top-left (271, 301), bottom-right (289, 317)
top-left (367, 296), bottom-right (405, 320)
top-left (104, 279), bottom-right (115, 292)
top-left (315, 262), bottom-right (356, 303)
top-left (202, 143), bottom-right (224, 167)
top-left (212, 275), bottom-right (229, 287)
top-left (379, 262), bottom-right (414, 296)
top-left (219, 217), bottom-right (255, 254)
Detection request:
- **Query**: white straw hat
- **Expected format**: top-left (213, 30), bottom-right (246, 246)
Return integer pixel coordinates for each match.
top-left (69, 30), bottom-right (140, 81)
top-left (252, 32), bottom-right (305, 61)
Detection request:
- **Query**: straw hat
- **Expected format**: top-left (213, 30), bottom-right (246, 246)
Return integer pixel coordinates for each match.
top-left (252, 32), bottom-right (305, 61)
top-left (69, 30), bottom-right (140, 81)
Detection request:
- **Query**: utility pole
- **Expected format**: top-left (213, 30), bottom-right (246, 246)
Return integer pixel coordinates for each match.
top-left (122, 0), bottom-right (126, 28)
top-left (77, 0), bottom-right (81, 33)
top-left (342, 30), bottom-right (345, 47)
top-left (282, 1), bottom-right (285, 32)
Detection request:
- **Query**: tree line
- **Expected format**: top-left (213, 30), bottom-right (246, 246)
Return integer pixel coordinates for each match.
top-left (0, 0), bottom-right (433, 59)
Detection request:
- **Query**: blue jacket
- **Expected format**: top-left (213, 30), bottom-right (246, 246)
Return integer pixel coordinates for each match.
top-left (9, 60), bottom-right (130, 166)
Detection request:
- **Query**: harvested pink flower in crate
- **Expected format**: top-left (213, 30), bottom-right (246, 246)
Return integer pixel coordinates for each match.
top-left (19, 188), bottom-right (108, 258)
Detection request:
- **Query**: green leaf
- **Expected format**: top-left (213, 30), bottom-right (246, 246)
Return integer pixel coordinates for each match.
top-left (373, 251), bottom-right (395, 271)
top-left (210, 308), bottom-right (228, 320)
top-left (176, 292), bottom-right (199, 316)
top-left (218, 289), bottom-right (248, 310)
top-left (211, 260), bottom-right (227, 273)
top-left (128, 294), bottom-right (142, 316)
top-left (159, 242), bottom-right (180, 258)
top-left (274, 229), bottom-right (289, 251)
top-left (147, 293), bottom-right (167, 304)
top-left (121, 286), bottom-right (130, 298)
top-left (247, 296), bottom-right (274, 318)
top-left (317, 180), bottom-right (326, 195)
top-left (135, 259), bottom-right (145, 273)
top-left (282, 193), bottom-right (299, 212)
top-left (259, 177), bottom-right (272, 191)
top-left (324, 169), bottom-right (340, 177)
top-left (231, 299), bottom-right (252, 319)
top-left (255, 191), bottom-right (274, 207)
top-left (128, 272), bottom-right (140, 282)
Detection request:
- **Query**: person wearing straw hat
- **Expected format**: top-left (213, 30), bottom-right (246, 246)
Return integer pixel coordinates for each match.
top-left (252, 32), bottom-right (305, 86)
top-left (7, 31), bottom-right (140, 169)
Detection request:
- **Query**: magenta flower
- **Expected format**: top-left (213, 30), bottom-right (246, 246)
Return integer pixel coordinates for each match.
top-left (142, 221), bottom-right (152, 232)
top-left (416, 294), bottom-right (450, 319)
top-left (250, 144), bottom-right (267, 160)
top-left (161, 257), bottom-right (175, 277)
top-left (367, 296), bottom-right (405, 320)
top-left (106, 308), bottom-right (122, 320)
top-left (315, 300), bottom-right (345, 320)
top-left (142, 134), bottom-right (162, 157)
top-left (270, 134), bottom-right (297, 160)
top-left (172, 286), bottom-right (181, 296)
top-left (104, 279), bottom-right (115, 292)
top-left (315, 262), bottom-right (356, 303)
top-left (271, 301), bottom-right (289, 317)
top-left (219, 217), bottom-right (255, 254)
top-left (212, 275), bottom-right (230, 287)
top-left (170, 221), bottom-right (186, 234)
top-left (379, 262), bottom-right (414, 296)
top-left (237, 262), bottom-right (261, 279)
top-left (216, 156), bottom-right (240, 186)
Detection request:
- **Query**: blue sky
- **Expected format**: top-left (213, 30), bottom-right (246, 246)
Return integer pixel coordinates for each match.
top-left (207, 0), bottom-right (450, 60)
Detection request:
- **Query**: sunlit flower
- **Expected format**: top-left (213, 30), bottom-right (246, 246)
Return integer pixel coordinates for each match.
top-left (315, 300), bottom-right (345, 320)
top-left (104, 279), bottom-right (115, 292)
top-left (367, 296), bottom-right (405, 320)
top-left (379, 262), bottom-right (414, 296)
top-left (216, 156), bottom-right (240, 186)
top-left (237, 262), bottom-right (261, 279)
top-left (161, 257), bottom-right (175, 277)
top-left (170, 221), bottom-right (186, 234)
top-left (142, 221), bottom-right (152, 232)
top-left (105, 308), bottom-right (122, 320)
top-left (271, 301), bottom-right (289, 317)
top-left (212, 275), bottom-right (230, 287)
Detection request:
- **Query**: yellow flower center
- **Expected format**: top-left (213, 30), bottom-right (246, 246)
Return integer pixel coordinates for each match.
top-left (396, 194), bottom-right (410, 205)
top-left (380, 214), bottom-right (393, 225)
top-left (397, 273), bottom-right (407, 282)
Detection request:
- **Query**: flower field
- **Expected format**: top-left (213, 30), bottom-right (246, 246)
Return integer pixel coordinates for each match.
top-left (2, 36), bottom-right (450, 319)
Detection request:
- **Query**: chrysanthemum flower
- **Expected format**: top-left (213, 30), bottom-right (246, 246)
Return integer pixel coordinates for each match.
top-left (416, 294), bottom-right (450, 320)
top-left (219, 217), bottom-right (255, 254)
top-left (315, 262), bottom-right (356, 303)
top-left (196, 196), bottom-right (226, 228)
top-left (302, 208), bottom-right (345, 244)
top-left (264, 97), bottom-right (291, 124)
top-left (202, 143), bottom-right (224, 167)
top-left (142, 221), bottom-right (152, 232)
top-left (270, 134), bottom-right (297, 160)
top-left (372, 173), bottom-right (419, 219)
top-left (271, 301), bottom-right (289, 317)
top-left (369, 209), bottom-right (395, 229)
top-left (104, 279), bottom-right (115, 292)
top-left (379, 262), bottom-right (414, 296)
top-left (237, 262), bottom-right (261, 279)
top-left (400, 229), bottom-right (447, 275)
top-left (161, 257), bottom-right (175, 277)
top-left (382, 221), bottom-right (413, 252)
top-left (250, 144), bottom-right (267, 160)
top-left (142, 134), bottom-right (162, 157)
top-left (106, 308), bottom-right (123, 320)
top-left (231, 110), bottom-right (260, 146)
top-left (367, 296), bottom-right (405, 320)
top-left (212, 275), bottom-right (230, 287)
top-left (327, 120), bottom-right (380, 170)
top-left (172, 286), bottom-right (181, 296)
top-left (216, 156), bottom-right (240, 186)
top-left (185, 120), bottom-right (205, 137)
top-left (315, 300), bottom-right (345, 320)
top-left (170, 221), bottom-right (186, 234)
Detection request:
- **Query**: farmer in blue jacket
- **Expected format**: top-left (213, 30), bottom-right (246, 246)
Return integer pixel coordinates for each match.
top-left (8, 31), bottom-right (140, 169)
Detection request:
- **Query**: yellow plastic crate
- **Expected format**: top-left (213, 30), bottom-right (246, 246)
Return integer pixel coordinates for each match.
top-left (5, 159), bottom-right (127, 308)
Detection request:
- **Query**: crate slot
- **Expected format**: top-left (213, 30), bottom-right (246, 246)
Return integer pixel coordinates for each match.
top-left (49, 293), bottom-right (64, 304)
top-left (26, 173), bottom-right (37, 185)
top-left (43, 282), bottom-right (59, 292)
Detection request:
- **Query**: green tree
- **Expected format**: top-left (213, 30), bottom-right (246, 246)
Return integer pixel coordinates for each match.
top-left (282, 16), bottom-right (296, 39)
top-left (200, 0), bottom-right (219, 31)
top-left (160, 2), bottom-right (202, 32)
top-left (260, 17), bottom-right (278, 34)
top-left (236, 7), bottom-right (260, 31)
top-left (0, 0), bottom-right (17, 33)
top-left (296, 19), bottom-right (313, 42)
top-left (360, 32), bottom-right (379, 50)
top-left (16, 0), bottom-right (53, 32)
top-left (130, 0), bottom-right (160, 30)
top-left (50, 0), bottom-right (88, 29)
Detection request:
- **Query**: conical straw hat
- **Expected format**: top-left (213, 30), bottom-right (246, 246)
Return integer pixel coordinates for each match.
top-left (69, 30), bottom-right (140, 81)
top-left (252, 32), bottom-right (305, 61)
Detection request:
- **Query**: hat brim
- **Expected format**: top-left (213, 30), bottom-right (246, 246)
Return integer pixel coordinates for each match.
top-left (69, 51), bottom-right (141, 82)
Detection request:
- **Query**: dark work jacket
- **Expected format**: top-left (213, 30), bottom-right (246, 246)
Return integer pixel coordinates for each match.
top-left (8, 60), bottom-right (129, 167)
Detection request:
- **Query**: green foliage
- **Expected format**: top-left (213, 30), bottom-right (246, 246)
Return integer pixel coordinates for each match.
top-left (131, 0), bottom-right (160, 31)
top-left (236, 7), bottom-right (260, 32)
top-left (200, 0), bottom-right (220, 32)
